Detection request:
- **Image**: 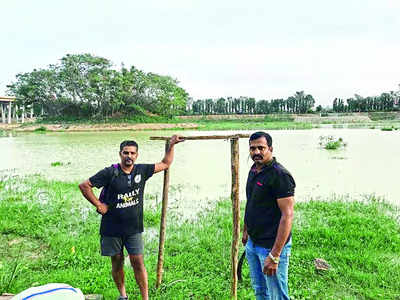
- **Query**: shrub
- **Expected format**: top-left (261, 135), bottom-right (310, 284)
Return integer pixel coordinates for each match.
top-left (50, 161), bottom-right (71, 167)
top-left (34, 126), bottom-right (47, 132)
top-left (319, 135), bottom-right (347, 150)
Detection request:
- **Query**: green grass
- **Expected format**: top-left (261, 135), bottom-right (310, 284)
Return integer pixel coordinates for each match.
top-left (0, 176), bottom-right (399, 299)
top-left (368, 112), bottom-right (398, 121)
top-left (195, 119), bottom-right (314, 130)
top-left (50, 161), bottom-right (71, 167)
top-left (36, 115), bottom-right (182, 125)
top-left (33, 126), bottom-right (47, 132)
top-left (319, 136), bottom-right (347, 150)
top-left (5, 113), bottom-right (400, 132)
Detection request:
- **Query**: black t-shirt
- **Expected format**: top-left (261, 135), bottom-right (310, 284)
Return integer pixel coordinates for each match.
top-left (89, 164), bottom-right (155, 237)
top-left (245, 158), bottom-right (295, 248)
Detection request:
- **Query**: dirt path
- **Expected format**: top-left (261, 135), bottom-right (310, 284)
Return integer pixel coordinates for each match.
top-left (0, 122), bottom-right (199, 132)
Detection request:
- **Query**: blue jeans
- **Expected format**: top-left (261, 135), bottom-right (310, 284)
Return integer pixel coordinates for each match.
top-left (245, 237), bottom-right (292, 300)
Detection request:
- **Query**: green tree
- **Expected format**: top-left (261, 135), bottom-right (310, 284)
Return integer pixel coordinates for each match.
top-left (7, 53), bottom-right (188, 119)
top-left (215, 97), bottom-right (227, 114)
top-left (144, 73), bottom-right (188, 117)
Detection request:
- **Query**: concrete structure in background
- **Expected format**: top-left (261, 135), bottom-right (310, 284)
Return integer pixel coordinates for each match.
top-left (0, 96), bottom-right (15, 124)
top-left (0, 96), bottom-right (34, 124)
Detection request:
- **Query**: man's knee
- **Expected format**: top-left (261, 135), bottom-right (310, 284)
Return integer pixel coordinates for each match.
top-left (111, 254), bottom-right (124, 272)
top-left (129, 254), bottom-right (145, 271)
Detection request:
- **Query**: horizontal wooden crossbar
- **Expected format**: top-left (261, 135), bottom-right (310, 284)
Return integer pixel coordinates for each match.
top-left (150, 134), bottom-right (250, 140)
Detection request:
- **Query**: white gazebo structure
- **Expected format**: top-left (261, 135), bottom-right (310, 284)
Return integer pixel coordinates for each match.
top-left (0, 96), bottom-right (34, 124)
top-left (0, 96), bottom-right (15, 124)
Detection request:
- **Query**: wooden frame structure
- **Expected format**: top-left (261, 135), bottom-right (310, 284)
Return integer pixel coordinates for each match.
top-left (150, 134), bottom-right (250, 299)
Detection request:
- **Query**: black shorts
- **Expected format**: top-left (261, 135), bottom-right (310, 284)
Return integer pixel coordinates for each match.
top-left (100, 233), bottom-right (143, 256)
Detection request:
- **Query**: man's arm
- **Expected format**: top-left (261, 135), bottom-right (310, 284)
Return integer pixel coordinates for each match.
top-left (263, 196), bottom-right (294, 276)
top-left (79, 180), bottom-right (108, 215)
top-left (154, 135), bottom-right (184, 173)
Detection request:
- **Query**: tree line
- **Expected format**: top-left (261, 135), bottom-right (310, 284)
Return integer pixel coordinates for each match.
top-left (188, 91), bottom-right (315, 115)
top-left (331, 92), bottom-right (400, 113)
top-left (7, 54), bottom-right (188, 118)
top-left (7, 53), bottom-right (399, 120)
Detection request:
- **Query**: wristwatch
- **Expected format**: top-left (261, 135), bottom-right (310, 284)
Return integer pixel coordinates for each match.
top-left (268, 252), bottom-right (280, 264)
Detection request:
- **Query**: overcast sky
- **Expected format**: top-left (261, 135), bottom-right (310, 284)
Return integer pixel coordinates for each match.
top-left (1, 0), bottom-right (400, 106)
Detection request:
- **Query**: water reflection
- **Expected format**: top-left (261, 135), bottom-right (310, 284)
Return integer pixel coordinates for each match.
top-left (1, 129), bottom-right (399, 210)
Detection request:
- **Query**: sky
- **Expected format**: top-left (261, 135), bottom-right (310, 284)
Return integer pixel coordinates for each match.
top-left (1, 0), bottom-right (400, 107)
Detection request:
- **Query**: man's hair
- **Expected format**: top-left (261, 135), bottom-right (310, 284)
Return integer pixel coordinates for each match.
top-left (249, 131), bottom-right (272, 147)
top-left (120, 140), bottom-right (139, 152)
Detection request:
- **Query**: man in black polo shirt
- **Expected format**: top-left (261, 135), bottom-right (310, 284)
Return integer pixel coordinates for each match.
top-left (79, 135), bottom-right (183, 300)
top-left (242, 131), bottom-right (295, 300)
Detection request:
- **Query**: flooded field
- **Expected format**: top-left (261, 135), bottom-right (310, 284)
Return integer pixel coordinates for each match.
top-left (1, 129), bottom-right (399, 218)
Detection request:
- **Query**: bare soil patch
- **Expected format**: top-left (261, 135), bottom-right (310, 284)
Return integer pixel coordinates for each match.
top-left (0, 123), bottom-right (198, 132)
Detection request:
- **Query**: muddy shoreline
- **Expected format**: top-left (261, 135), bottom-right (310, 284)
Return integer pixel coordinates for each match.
top-left (0, 122), bottom-right (199, 132)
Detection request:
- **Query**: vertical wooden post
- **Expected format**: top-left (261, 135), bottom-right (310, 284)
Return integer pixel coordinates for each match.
top-left (8, 101), bottom-right (11, 124)
top-left (230, 137), bottom-right (240, 300)
top-left (30, 105), bottom-right (34, 118)
top-left (156, 139), bottom-right (171, 288)
top-left (22, 105), bottom-right (25, 123)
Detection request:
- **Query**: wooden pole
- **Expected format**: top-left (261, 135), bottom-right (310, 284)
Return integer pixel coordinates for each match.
top-left (230, 137), bottom-right (240, 300)
top-left (150, 134), bottom-right (250, 141)
top-left (156, 139), bottom-right (171, 288)
top-left (150, 134), bottom-right (247, 293)
top-left (30, 105), bottom-right (34, 118)
top-left (22, 105), bottom-right (25, 123)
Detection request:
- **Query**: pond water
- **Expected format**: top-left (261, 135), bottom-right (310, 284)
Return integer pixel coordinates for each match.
top-left (1, 129), bottom-right (399, 218)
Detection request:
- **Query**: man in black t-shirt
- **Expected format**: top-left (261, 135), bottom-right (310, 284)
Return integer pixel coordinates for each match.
top-left (79, 135), bottom-right (184, 300)
top-left (242, 132), bottom-right (295, 300)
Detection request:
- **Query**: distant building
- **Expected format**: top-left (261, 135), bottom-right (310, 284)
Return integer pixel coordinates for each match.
top-left (0, 96), bottom-right (15, 124)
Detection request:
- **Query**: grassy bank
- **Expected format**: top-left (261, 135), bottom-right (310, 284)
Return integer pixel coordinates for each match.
top-left (195, 119), bottom-right (314, 130)
top-left (40, 113), bottom-right (316, 131)
top-left (34, 114), bottom-right (178, 125)
top-left (1, 175), bottom-right (399, 299)
top-left (3, 112), bottom-right (400, 132)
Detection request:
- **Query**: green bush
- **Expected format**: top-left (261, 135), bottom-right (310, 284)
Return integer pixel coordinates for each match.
top-left (34, 126), bottom-right (47, 132)
top-left (319, 135), bottom-right (347, 150)
top-left (50, 162), bottom-right (71, 167)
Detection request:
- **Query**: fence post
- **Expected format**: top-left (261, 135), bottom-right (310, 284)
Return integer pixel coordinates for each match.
top-left (156, 139), bottom-right (171, 288)
top-left (230, 137), bottom-right (240, 299)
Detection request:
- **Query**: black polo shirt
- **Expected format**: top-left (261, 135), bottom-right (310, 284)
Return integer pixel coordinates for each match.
top-left (89, 163), bottom-right (155, 237)
top-left (245, 157), bottom-right (295, 248)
